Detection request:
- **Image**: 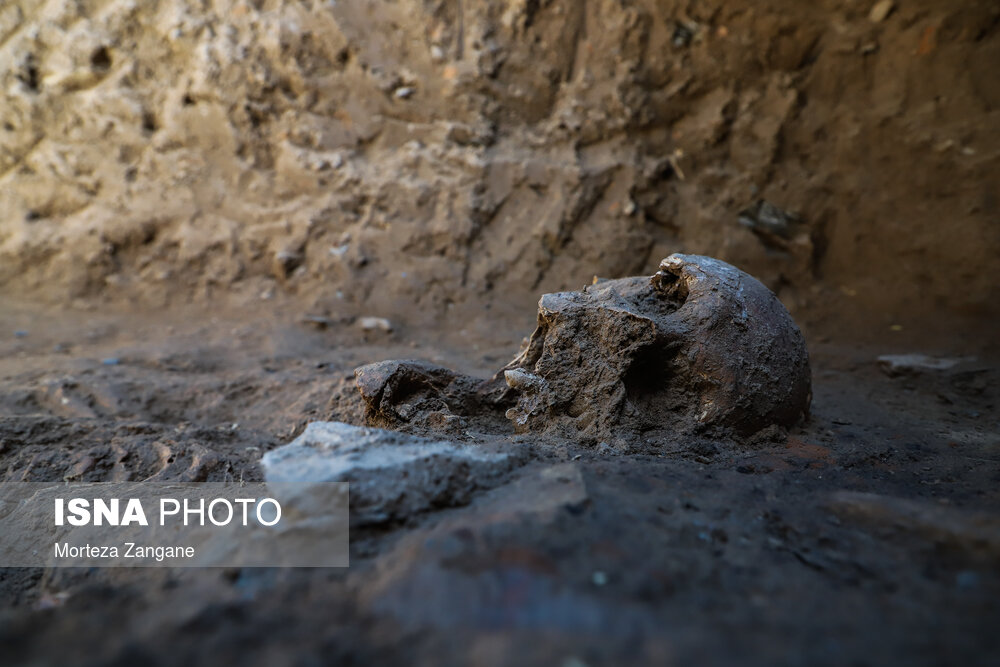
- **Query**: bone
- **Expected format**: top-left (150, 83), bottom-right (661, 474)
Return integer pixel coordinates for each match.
top-left (355, 254), bottom-right (811, 444)
top-left (355, 359), bottom-right (510, 434)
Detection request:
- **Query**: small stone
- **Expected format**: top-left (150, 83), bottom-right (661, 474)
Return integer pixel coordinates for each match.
top-left (738, 200), bottom-right (801, 245)
top-left (596, 441), bottom-right (615, 456)
top-left (672, 23), bottom-right (694, 48)
top-left (394, 86), bottom-right (414, 99)
top-left (877, 354), bottom-right (974, 377)
top-left (869, 0), bottom-right (895, 23)
top-left (934, 139), bottom-right (955, 153)
top-left (358, 316), bottom-right (392, 333)
top-left (33, 592), bottom-right (70, 611)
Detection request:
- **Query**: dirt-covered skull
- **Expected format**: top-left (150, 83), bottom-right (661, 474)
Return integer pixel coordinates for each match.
top-left (499, 254), bottom-right (811, 441)
top-left (356, 254), bottom-right (811, 445)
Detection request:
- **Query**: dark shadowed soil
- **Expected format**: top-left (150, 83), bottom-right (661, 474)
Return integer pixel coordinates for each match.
top-left (0, 298), bottom-right (996, 667)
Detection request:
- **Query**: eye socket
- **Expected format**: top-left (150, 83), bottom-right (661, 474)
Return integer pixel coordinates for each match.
top-left (651, 267), bottom-right (689, 304)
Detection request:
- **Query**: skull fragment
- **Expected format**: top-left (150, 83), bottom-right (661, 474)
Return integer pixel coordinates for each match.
top-left (355, 254), bottom-right (811, 444)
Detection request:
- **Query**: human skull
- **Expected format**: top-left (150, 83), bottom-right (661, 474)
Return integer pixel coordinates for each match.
top-left (499, 254), bottom-right (811, 441)
top-left (356, 254), bottom-right (811, 445)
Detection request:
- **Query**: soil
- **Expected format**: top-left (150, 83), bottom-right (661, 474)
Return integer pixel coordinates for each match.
top-left (1, 0), bottom-right (998, 665)
top-left (1, 0), bottom-right (998, 338)
top-left (0, 297), bottom-right (997, 666)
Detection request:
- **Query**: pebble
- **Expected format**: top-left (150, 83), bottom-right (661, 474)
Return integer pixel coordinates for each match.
top-left (672, 23), bottom-right (694, 48)
top-left (358, 316), bottom-right (393, 333)
top-left (869, 0), bottom-right (895, 23)
top-left (877, 354), bottom-right (973, 377)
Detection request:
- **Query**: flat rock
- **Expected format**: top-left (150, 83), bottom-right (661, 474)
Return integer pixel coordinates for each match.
top-left (261, 421), bottom-right (519, 525)
top-left (877, 354), bottom-right (975, 377)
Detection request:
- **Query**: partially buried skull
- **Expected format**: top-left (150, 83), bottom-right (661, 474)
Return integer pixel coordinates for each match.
top-left (355, 254), bottom-right (811, 445)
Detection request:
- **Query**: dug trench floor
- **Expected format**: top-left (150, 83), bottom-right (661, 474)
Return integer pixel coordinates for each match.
top-left (0, 299), bottom-right (997, 667)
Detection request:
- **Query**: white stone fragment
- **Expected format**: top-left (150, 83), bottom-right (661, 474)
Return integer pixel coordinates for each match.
top-left (261, 422), bottom-right (515, 524)
top-left (358, 317), bottom-right (393, 333)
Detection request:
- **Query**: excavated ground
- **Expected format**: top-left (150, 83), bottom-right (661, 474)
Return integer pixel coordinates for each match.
top-left (2, 0), bottom-right (999, 337)
top-left (0, 300), bottom-right (997, 666)
top-left (1, 0), bottom-right (998, 663)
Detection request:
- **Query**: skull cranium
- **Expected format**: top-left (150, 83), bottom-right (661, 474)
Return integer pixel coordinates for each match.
top-left (356, 254), bottom-right (811, 445)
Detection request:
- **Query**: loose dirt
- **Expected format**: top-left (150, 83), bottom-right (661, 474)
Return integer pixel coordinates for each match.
top-left (0, 298), bottom-right (997, 665)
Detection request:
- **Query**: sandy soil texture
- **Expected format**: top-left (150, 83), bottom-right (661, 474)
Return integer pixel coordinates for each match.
top-left (1, 0), bottom-right (998, 338)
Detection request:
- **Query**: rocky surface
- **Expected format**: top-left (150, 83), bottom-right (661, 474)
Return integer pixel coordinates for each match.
top-left (2, 0), bottom-right (998, 341)
top-left (262, 420), bottom-right (521, 524)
